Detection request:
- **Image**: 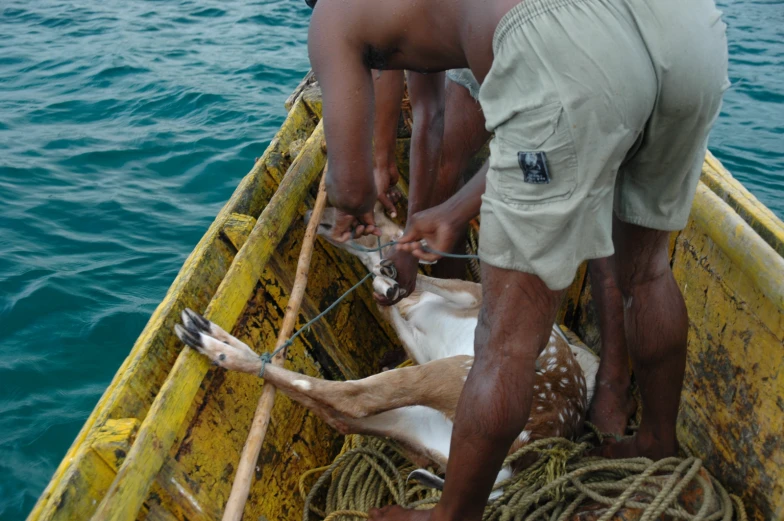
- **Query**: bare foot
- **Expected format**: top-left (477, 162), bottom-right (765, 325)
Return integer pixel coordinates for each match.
top-left (587, 380), bottom-right (637, 437)
top-left (368, 506), bottom-right (434, 521)
top-left (591, 432), bottom-right (678, 460)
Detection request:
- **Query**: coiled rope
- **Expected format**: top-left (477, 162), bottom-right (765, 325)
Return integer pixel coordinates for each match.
top-left (300, 430), bottom-right (746, 521)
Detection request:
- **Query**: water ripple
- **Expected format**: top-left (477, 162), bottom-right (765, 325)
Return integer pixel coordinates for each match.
top-left (0, 0), bottom-right (310, 517)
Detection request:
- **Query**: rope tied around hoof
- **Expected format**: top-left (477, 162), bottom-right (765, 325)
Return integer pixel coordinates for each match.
top-left (299, 430), bottom-right (747, 521)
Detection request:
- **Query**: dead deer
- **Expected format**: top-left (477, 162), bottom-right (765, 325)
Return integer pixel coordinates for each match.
top-left (175, 205), bottom-right (599, 491)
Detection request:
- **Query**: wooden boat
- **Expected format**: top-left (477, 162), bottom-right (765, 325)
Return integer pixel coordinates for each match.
top-left (28, 77), bottom-right (784, 521)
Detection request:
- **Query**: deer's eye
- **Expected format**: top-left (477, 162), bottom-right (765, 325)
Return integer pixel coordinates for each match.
top-left (320, 223), bottom-right (333, 230)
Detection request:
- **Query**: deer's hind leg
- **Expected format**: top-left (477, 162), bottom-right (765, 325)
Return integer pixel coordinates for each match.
top-left (175, 308), bottom-right (471, 429)
top-left (260, 355), bottom-right (472, 424)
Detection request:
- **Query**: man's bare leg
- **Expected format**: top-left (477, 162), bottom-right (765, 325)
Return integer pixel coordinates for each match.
top-left (369, 265), bottom-right (561, 521)
top-left (430, 79), bottom-right (490, 280)
top-left (598, 218), bottom-right (686, 459)
top-left (586, 257), bottom-right (637, 435)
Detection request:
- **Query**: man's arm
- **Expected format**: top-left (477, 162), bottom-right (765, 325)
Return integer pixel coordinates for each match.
top-left (374, 72), bottom-right (446, 305)
top-left (308, 5), bottom-right (377, 239)
top-left (397, 161), bottom-right (487, 262)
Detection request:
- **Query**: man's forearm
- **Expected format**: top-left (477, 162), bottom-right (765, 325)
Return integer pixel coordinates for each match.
top-left (441, 160), bottom-right (487, 227)
top-left (308, 8), bottom-right (376, 214)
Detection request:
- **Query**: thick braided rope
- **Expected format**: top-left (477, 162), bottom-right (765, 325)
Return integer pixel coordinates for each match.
top-left (300, 433), bottom-right (746, 521)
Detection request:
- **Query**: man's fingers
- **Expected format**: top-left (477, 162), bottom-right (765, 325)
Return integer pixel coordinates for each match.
top-left (359, 212), bottom-right (382, 236)
top-left (397, 228), bottom-right (418, 244)
top-left (334, 231), bottom-right (352, 243)
top-left (410, 249), bottom-right (441, 263)
top-left (395, 242), bottom-right (417, 253)
top-left (378, 192), bottom-right (398, 218)
top-left (367, 224), bottom-right (382, 236)
top-left (331, 212), bottom-right (358, 242)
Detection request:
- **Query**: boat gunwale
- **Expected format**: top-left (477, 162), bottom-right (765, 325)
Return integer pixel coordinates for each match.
top-left (26, 96), bottom-right (322, 521)
top-left (28, 78), bottom-right (784, 521)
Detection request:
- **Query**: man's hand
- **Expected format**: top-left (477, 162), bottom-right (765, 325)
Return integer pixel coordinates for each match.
top-left (374, 249), bottom-right (418, 306)
top-left (331, 209), bottom-right (381, 243)
top-left (374, 162), bottom-right (401, 218)
top-left (397, 204), bottom-right (462, 263)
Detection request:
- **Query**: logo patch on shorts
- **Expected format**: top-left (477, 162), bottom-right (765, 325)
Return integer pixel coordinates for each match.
top-left (517, 151), bottom-right (550, 184)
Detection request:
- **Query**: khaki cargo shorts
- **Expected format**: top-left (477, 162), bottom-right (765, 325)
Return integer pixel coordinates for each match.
top-left (477, 0), bottom-right (730, 290)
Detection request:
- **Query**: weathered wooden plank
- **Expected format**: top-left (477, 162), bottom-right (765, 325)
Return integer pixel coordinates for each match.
top-left (674, 211), bottom-right (784, 521)
top-left (690, 183), bottom-right (784, 312)
top-left (221, 213), bottom-right (257, 251)
top-left (284, 70), bottom-right (317, 112)
top-left (89, 418), bottom-right (222, 521)
top-left (702, 151), bottom-right (784, 257)
top-left (90, 122), bottom-right (327, 521)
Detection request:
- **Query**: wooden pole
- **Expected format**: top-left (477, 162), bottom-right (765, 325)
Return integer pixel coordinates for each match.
top-left (222, 169), bottom-right (329, 521)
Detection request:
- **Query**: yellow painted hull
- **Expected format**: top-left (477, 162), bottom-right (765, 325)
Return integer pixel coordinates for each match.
top-left (28, 81), bottom-right (783, 521)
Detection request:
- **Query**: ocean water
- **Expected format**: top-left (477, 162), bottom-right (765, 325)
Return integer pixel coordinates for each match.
top-left (0, 0), bottom-right (781, 518)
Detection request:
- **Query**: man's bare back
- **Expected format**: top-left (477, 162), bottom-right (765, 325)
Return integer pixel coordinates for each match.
top-left (307, 0), bottom-right (515, 225)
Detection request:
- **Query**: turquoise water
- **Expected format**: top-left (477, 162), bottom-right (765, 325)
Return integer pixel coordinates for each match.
top-left (0, 0), bottom-right (781, 518)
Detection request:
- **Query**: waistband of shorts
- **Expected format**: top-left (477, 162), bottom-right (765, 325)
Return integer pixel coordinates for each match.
top-left (493, 0), bottom-right (592, 52)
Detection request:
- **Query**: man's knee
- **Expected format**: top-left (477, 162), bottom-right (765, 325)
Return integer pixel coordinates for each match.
top-left (612, 220), bottom-right (674, 298)
top-left (473, 265), bottom-right (560, 361)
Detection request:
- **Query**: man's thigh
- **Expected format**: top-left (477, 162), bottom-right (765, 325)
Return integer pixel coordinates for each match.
top-left (475, 263), bottom-right (562, 360)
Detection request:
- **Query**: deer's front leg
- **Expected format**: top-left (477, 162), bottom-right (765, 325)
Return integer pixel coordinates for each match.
top-left (175, 309), bottom-right (472, 425)
top-left (261, 355), bottom-right (472, 421)
top-left (414, 275), bottom-right (481, 309)
top-left (175, 309), bottom-right (262, 374)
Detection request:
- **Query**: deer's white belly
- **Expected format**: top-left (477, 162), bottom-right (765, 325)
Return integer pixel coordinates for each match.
top-left (358, 405), bottom-right (512, 489)
top-left (403, 293), bottom-right (477, 363)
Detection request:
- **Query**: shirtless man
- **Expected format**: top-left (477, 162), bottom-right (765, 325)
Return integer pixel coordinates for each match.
top-left (372, 70), bottom-right (636, 430)
top-left (308, 0), bottom-right (729, 519)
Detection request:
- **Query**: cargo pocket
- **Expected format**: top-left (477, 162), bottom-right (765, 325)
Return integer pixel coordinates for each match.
top-left (489, 102), bottom-right (578, 206)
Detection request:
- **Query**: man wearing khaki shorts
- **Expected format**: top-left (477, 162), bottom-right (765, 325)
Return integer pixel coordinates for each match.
top-left (308, 0), bottom-right (729, 517)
